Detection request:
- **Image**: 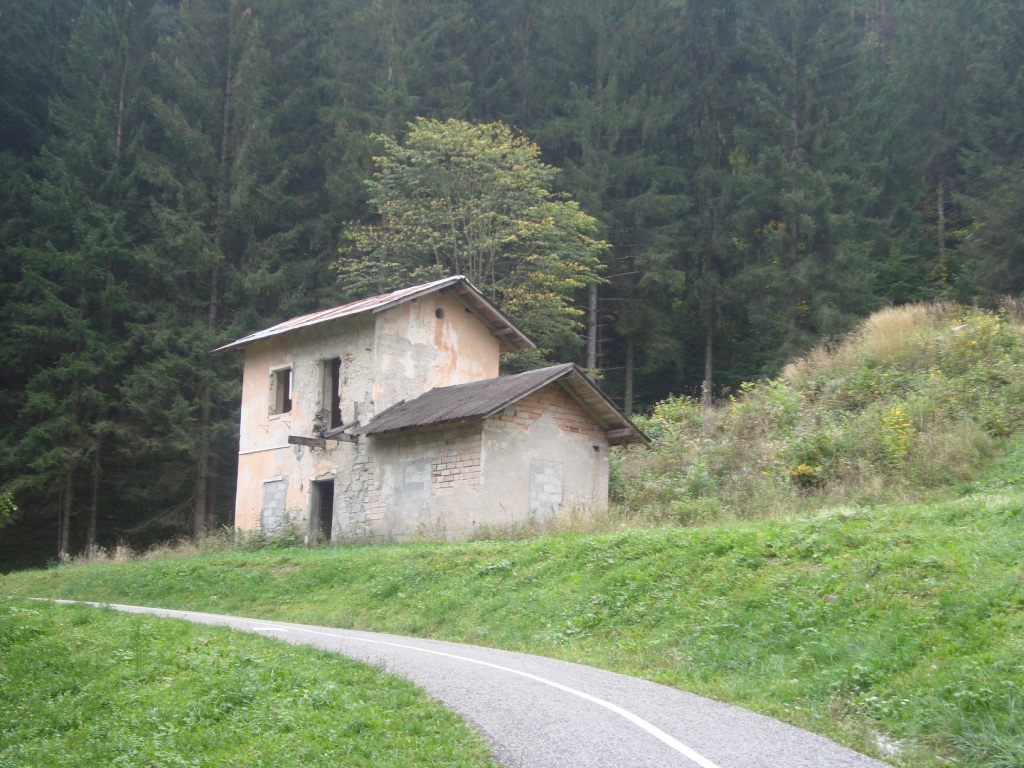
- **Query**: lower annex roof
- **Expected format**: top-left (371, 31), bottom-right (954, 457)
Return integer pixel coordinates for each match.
top-left (350, 363), bottom-right (649, 446)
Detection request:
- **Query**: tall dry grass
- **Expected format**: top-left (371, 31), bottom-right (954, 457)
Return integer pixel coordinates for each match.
top-left (783, 302), bottom-right (957, 385)
top-left (616, 301), bottom-right (1024, 522)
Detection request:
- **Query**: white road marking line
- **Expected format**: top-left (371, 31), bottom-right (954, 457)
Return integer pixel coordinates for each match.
top-left (252, 622), bottom-right (723, 768)
top-left (36, 601), bottom-right (722, 768)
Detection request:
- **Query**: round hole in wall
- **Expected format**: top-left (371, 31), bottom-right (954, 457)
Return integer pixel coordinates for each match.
top-left (435, 307), bottom-right (446, 320)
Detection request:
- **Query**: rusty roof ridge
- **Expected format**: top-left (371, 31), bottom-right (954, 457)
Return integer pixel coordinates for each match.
top-left (210, 275), bottom-right (535, 354)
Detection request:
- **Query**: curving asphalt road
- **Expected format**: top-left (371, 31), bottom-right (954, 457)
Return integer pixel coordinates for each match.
top-left (54, 601), bottom-right (892, 768)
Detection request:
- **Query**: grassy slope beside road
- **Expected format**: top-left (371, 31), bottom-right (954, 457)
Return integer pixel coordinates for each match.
top-left (0, 600), bottom-right (499, 768)
top-left (5, 489), bottom-right (1023, 768)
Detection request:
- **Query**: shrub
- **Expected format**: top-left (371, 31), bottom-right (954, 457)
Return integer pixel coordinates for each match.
top-left (616, 301), bottom-right (1024, 521)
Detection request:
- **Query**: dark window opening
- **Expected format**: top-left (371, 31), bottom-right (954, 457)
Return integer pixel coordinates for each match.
top-left (329, 360), bottom-right (342, 430)
top-left (312, 479), bottom-right (334, 542)
top-left (328, 357), bottom-right (342, 428)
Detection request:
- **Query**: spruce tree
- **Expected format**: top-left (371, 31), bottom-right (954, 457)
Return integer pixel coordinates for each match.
top-left (728, 0), bottom-right (881, 368)
top-left (955, 0), bottom-right (1024, 298)
top-left (0, 0), bottom-right (160, 556)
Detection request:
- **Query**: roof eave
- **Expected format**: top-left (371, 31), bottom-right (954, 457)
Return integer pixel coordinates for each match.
top-left (210, 275), bottom-right (536, 354)
top-left (557, 367), bottom-right (650, 446)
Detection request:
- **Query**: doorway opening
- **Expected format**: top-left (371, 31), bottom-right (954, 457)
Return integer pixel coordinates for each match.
top-left (311, 479), bottom-right (335, 543)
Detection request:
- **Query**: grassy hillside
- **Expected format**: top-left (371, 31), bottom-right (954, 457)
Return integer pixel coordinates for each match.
top-left (5, 475), bottom-right (1024, 767)
top-left (0, 600), bottom-right (498, 768)
top-left (615, 301), bottom-right (1024, 523)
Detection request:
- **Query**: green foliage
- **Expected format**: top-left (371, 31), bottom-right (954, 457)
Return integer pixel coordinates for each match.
top-left (337, 118), bottom-right (607, 362)
top-left (615, 303), bottom-right (1024, 519)
top-left (5, 491), bottom-right (1024, 767)
top-left (0, 488), bottom-right (15, 528)
top-left (0, 601), bottom-right (498, 767)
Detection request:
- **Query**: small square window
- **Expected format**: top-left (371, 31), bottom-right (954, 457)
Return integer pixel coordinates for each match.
top-left (270, 367), bottom-right (292, 415)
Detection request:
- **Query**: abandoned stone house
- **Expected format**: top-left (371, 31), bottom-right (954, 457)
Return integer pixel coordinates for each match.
top-left (215, 275), bottom-right (647, 543)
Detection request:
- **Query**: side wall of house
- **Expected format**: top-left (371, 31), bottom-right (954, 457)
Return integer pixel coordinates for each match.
top-left (356, 420), bottom-right (485, 541)
top-left (234, 316), bottom-right (375, 538)
top-left (372, 291), bottom-right (501, 408)
top-left (480, 384), bottom-right (610, 523)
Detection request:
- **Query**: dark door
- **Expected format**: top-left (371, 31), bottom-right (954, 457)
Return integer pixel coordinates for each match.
top-left (312, 479), bottom-right (334, 542)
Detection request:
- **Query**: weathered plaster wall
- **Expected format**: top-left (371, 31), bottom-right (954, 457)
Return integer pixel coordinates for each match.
top-left (342, 385), bottom-right (610, 542)
top-left (357, 420), bottom-right (485, 541)
top-left (234, 294), bottom-right (501, 539)
top-left (373, 292), bottom-right (500, 407)
top-left (234, 315), bottom-right (375, 538)
top-left (480, 385), bottom-right (609, 524)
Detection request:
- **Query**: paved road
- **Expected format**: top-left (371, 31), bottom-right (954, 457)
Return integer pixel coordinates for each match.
top-left (57, 601), bottom-right (891, 768)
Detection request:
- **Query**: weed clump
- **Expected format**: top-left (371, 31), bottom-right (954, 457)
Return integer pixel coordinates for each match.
top-left (615, 300), bottom-right (1024, 522)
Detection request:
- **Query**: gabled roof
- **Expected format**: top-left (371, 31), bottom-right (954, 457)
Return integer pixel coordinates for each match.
top-left (351, 363), bottom-right (649, 446)
top-left (213, 275), bottom-right (535, 353)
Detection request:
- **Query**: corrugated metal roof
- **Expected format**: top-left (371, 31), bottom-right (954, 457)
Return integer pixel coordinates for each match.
top-left (212, 275), bottom-right (534, 353)
top-left (352, 363), bottom-right (648, 445)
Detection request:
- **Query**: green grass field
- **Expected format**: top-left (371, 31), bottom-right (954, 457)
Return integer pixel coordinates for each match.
top-left (5, 486), bottom-right (1023, 767)
top-left (0, 600), bottom-right (499, 768)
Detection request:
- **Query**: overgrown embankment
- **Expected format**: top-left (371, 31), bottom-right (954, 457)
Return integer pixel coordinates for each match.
top-left (5, 478), bottom-right (1024, 767)
top-left (615, 301), bottom-right (1024, 523)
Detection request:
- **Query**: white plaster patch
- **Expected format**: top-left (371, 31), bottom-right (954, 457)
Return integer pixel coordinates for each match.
top-left (529, 459), bottom-right (564, 522)
top-left (403, 459), bottom-right (432, 519)
top-left (261, 478), bottom-right (288, 532)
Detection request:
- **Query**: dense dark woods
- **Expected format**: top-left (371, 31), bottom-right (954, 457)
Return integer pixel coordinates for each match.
top-left (1, 0), bottom-right (1021, 563)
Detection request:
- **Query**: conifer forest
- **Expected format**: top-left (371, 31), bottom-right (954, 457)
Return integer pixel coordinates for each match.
top-left (1, 0), bottom-right (1022, 561)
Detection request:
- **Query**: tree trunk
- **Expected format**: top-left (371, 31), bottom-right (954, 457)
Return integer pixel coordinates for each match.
top-left (59, 463), bottom-right (74, 560)
top-left (701, 203), bottom-right (716, 433)
top-left (624, 331), bottom-right (634, 416)
top-left (115, 63), bottom-right (126, 155)
top-left (193, 264), bottom-right (218, 541)
top-left (586, 282), bottom-right (598, 370)
top-left (193, 400), bottom-right (211, 540)
top-left (85, 444), bottom-right (100, 557)
top-left (937, 178), bottom-right (946, 264)
top-left (208, 451), bottom-right (220, 532)
top-left (195, 16), bottom-right (234, 542)
top-left (702, 310), bottom-right (715, 436)
top-left (788, 217), bottom-right (800, 336)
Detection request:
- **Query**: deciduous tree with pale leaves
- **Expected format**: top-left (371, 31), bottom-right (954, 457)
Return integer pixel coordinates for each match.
top-left (336, 118), bottom-right (608, 366)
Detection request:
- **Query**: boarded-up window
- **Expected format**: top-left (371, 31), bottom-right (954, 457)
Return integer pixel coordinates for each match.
top-left (529, 460), bottom-right (563, 522)
top-left (403, 460), bottom-right (431, 519)
top-left (261, 478), bottom-right (287, 532)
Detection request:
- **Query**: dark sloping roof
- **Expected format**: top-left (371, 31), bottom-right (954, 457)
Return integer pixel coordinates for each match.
top-left (213, 275), bottom-right (534, 353)
top-left (351, 364), bottom-right (649, 445)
